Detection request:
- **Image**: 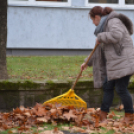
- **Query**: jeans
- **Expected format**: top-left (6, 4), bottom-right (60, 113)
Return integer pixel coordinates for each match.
top-left (101, 75), bottom-right (134, 113)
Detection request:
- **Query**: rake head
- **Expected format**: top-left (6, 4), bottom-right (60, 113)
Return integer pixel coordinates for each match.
top-left (43, 89), bottom-right (87, 109)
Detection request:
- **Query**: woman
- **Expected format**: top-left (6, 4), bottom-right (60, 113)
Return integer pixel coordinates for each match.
top-left (81, 6), bottom-right (134, 122)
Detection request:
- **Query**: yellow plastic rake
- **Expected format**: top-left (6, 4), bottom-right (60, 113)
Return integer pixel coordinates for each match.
top-left (43, 43), bottom-right (99, 109)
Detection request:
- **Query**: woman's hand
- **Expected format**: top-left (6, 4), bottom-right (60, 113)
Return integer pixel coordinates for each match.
top-left (81, 63), bottom-right (88, 71)
top-left (96, 38), bottom-right (101, 45)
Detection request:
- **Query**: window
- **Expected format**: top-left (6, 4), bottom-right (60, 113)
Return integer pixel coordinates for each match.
top-left (8, 0), bottom-right (71, 7)
top-left (86, 0), bottom-right (120, 8)
top-left (125, 0), bottom-right (134, 4)
top-left (88, 0), bottom-right (118, 4)
top-left (86, 0), bottom-right (134, 9)
top-left (36, 0), bottom-right (67, 1)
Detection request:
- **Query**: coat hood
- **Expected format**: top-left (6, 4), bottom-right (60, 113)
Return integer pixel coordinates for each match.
top-left (104, 11), bottom-right (134, 35)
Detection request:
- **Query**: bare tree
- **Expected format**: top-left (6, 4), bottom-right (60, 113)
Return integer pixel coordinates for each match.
top-left (0, 0), bottom-right (8, 79)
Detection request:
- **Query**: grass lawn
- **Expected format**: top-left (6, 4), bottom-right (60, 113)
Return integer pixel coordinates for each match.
top-left (7, 56), bottom-right (93, 82)
top-left (7, 56), bottom-right (134, 82)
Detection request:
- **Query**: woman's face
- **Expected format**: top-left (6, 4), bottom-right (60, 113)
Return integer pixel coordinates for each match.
top-left (90, 15), bottom-right (101, 26)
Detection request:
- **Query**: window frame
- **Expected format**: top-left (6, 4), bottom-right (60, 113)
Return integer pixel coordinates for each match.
top-left (85, 0), bottom-right (134, 10)
top-left (8, 0), bottom-right (71, 7)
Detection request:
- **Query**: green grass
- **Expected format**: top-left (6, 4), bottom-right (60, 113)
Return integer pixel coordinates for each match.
top-left (6, 56), bottom-right (134, 82)
top-left (7, 56), bottom-right (93, 81)
top-left (1, 123), bottom-right (73, 134)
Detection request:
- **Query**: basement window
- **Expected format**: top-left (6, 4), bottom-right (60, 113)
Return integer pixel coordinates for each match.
top-left (88, 0), bottom-right (118, 4)
top-left (125, 0), bottom-right (134, 4)
top-left (36, 0), bottom-right (67, 1)
top-left (86, 0), bottom-right (134, 9)
top-left (8, 0), bottom-right (71, 7)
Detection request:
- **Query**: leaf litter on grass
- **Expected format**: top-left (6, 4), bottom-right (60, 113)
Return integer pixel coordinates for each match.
top-left (0, 103), bottom-right (134, 134)
top-left (7, 56), bottom-right (93, 81)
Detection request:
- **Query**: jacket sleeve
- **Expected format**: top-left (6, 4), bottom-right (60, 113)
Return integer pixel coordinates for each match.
top-left (97, 18), bottom-right (125, 44)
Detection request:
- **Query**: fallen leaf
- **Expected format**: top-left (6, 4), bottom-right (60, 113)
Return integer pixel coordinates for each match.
top-left (40, 130), bottom-right (51, 134)
top-left (37, 127), bottom-right (44, 131)
top-left (62, 126), bottom-right (69, 131)
top-left (113, 122), bottom-right (120, 128)
top-left (36, 117), bottom-right (48, 123)
top-left (8, 129), bottom-right (18, 134)
top-left (63, 110), bottom-right (77, 121)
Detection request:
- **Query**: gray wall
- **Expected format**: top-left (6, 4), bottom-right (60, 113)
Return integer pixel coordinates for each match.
top-left (7, 4), bottom-right (134, 52)
top-left (7, 6), bottom-right (96, 49)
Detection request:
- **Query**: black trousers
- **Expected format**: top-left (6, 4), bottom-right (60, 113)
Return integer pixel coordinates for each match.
top-left (101, 75), bottom-right (134, 113)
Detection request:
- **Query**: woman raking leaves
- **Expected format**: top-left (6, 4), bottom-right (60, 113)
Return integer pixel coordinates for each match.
top-left (81, 6), bottom-right (134, 122)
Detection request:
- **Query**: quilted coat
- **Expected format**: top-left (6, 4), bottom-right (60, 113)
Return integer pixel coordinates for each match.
top-left (85, 11), bottom-right (134, 88)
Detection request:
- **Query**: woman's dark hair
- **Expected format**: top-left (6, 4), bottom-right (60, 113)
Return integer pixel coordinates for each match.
top-left (89, 6), bottom-right (113, 18)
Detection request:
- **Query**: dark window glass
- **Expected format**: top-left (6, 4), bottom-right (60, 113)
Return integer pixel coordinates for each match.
top-left (36, 0), bottom-right (67, 1)
top-left (125, 0), bottom-right (134, 4)
top-left (88, 0), bottom-right (118, 3)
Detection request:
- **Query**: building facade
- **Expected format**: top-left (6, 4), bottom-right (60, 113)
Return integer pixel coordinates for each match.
top-left (7, 0), bottom-right (134, 55)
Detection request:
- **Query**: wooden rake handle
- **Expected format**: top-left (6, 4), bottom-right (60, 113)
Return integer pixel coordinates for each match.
top-left (71, 43), bottom-right (99, 90)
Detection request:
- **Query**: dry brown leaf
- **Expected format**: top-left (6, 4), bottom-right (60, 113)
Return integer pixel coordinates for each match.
top-left (113, 122), bottom-right (120, 128)
top-left (119, 127), bottom-right (127, 133)
top-left (44, 126), bottom-right (48, 129)
top-left (50, 109), bottom-right (57, 114)
top-left (71, 126), bottom-right (86, 133)
top-left (36, 107), bottom-right (46, 116)
top-left (119, 104), bottom-right (124, 110)
top-left (75, 114), bottom-right (83, 123)
top-left (23, 112), bottom-right (31, 117)
top-left (52, 120), bottom-right (57, 126)
top-left (125, 127), bottom-right (133, 133)
top-left (63, 110), bottom-right (77, 121)
top-left (112, 127), bottom-right (119, 133)
top-left (3, 113), bottom-right (10, 121)
top-left (59, 115), bottom-right (65, 120)
top-left (18, 126), bottom-right (30, 131)
top-left (55, 103), bottom-right (62, 108)
top-left (82, 114), bottom-right (94, 123)
top-left (89, 125), bottom-right (95, 130)
top-left (0, 102), bottom-right (133, 133)
top-left (51, 127), bottom-right (64, 134)
top-left (96, 108), bottom-right (100, 112)
top-left (2, 124), bottom-right (10, 130)
top-left (82, 120), bottom-right (90, 126)
top-left (62, 126), bottom-right (69, 131)
top-left (57, 109), bottom-right (62, 115)
top-left (116, 115), bottom-right (121, 118)
top-left (8, 129), bottom-right (18, 134)
top-left (15, 114), bottom-right (25, 120)
top-left (106, 126), bottom-right (113, 131)
top-left (99, 122), bottom-right (107, 127)
top-left (36, 117), bottom-right (48, 123)
top-left (37, 127), bottom-right (44, 131)
top-left (107, 121), bottom-right (113, 127)
top-left (13, 108), bottom-right (22, 114)
top-left (40, 130), bottom-right (51, 134)
top-left (87, 108), bottom-right (95, 114)
top-left (20, 106), bottom-right (25, 112)
top-left (85, 128), bottom-right (94, 133)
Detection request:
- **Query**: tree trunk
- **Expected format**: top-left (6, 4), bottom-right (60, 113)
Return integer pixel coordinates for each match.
top-left (0, 0), bottom-right (8, 79)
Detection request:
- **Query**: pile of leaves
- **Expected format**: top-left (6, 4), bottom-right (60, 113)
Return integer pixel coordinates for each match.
top-left (0, 103), bottom-right (134, 134)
